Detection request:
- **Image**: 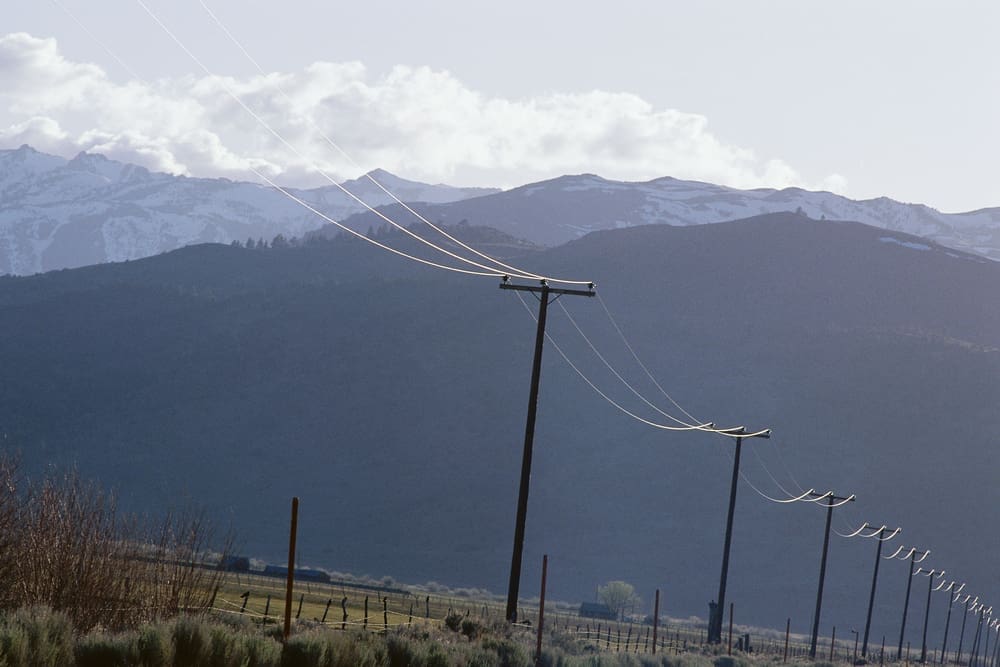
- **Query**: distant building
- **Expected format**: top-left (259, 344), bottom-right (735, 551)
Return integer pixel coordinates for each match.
top-left (579, 602), bottom-right (616, 620)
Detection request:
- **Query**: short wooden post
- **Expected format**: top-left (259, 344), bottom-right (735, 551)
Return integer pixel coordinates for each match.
top-left (364, 596), bottom-right (369, 630)
top-left (784, 618), bottom-right (790, 662)
top-left (341, 596), bottom-right (348, 630)
top-left (535, 554), bottom-right (548, 664)
top-left (321, 599), bottom-right (332, 623)
top-left (282, 497), bottom-right (299, 641)
top-left (653, 589), bottom-right (660, 655)
top-left (383, 597), bottom-right (389, 630)
top-left (296, 593), bottom-right (304, 620)
top-left (729, 602), bottom-right (734, 655)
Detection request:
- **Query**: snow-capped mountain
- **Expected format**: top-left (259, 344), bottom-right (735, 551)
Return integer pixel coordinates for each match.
top-left (0, 145), bottom-right (497, 275)
top-left (330, 173), bottom-right (1000, 260)
top-left (6, 144), bottom-right (1000, 275)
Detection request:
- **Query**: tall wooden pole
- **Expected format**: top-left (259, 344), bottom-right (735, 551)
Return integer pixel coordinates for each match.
top-left (899, 555), bottom-right (921, 659)
top-left (713, 436), bottom-right (743, 643)
top-left (501, 280), bottom-right (593, 623)
top-left (809, 493), bottom-right (855, 657)
top-left (864, 526), bottom-right (890, 656)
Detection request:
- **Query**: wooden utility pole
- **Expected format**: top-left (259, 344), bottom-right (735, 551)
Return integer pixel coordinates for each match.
top-left (919, 568), bottom-right (946, 662)
top-left (940, 584), bottom-right (965, 664)
top-left (864, 525), bottom-right (902, 657)
top-left (897, 548), bottom-right (931, 659)
top-left (500, 278), bottom-right (594, 623)
top-left (808, 491), bottom-right (855, 658)
top-left (710, 427), bottom-right (770, 643)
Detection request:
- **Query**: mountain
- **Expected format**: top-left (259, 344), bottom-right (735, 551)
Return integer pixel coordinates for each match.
top-left (321, 173), bottom-right (1000, 260)
top-left (2, 213), bottom-right (998, 641)
top-left (0, 145), bottom-right (498, 275)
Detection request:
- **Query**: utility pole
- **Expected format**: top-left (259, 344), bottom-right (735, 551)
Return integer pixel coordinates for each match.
top-left (709, 426), bottom-right (771, 644)
top-left (957, 596), bottom-right (977, 666)
top-left (500, 277), bottom-right (594, 623)
top-left (918, 568), bottom-right (946, 662)
top-left (864, 525), bottom-right (901, 657)
top-left (808, 491), bottom-right (856, 658)
top-left (897, 548), bottom-right (931, 660)
top-left (941, 583), bottom-right (966, 664)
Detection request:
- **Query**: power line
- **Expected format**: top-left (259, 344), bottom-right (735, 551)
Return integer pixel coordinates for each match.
top-left (134, 0), bottom-right (554, 282)
top-left (195, 0), bottom-right (594, 287)
top-left (512, 292), bottom-right (714, 433)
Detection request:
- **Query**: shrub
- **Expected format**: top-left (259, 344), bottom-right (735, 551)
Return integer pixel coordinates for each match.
top-left (462, 618), bottom-right (484, 640)
top-left (0, 453), bottom-right (231, 633)
top-left (445, 611), bottom-right (464, 632)
top-left (135, 623), bottom-right (174, 667)
top-left (10, 607), bottom-right (74, 667)
top-left (75, 633), bottom-right (134, 667)
top-left (173, 615), bottom-right (212, 666)
top-left (482, 636), bottom-right (531, 667)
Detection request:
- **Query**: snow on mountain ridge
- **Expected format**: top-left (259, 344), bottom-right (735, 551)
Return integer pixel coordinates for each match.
top-left (0, 146), bottom-right (497, 275)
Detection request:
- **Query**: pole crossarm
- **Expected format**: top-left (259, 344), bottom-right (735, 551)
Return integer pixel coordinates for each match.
top-left (499, 278), bottom-right (596, 298)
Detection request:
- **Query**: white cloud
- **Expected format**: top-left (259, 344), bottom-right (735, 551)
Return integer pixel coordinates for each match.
top-left (0, 32), bottom-right (844, 193)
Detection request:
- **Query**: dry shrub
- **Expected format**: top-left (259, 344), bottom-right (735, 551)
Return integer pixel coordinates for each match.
top-left (0, 453), bottom-right (230, 633)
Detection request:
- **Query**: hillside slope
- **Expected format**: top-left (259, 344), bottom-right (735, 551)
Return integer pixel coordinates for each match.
top-left (1, 213), bottom-right (998, 640)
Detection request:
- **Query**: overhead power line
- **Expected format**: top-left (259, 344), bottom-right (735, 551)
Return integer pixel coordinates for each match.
top-left (196, 0), bottom-right (594, 287)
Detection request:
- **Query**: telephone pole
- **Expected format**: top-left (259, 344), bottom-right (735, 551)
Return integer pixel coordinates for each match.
top-left (808, 491), bottom-right (856, 658)
top-left (863, 525), bottom-right (902, 657)
top-left (897, 548), bottom-right (931, 659)
top-left (940, 583), bottom-right (966, 664)
top-left (500, 277), bottom-right (594, 623)
top-left (708, 426), bottom-right (771, 644)
top-left (917, 568), bottom-right (946, 663)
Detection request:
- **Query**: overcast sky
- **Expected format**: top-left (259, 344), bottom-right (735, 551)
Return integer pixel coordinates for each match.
top-left (3, 1), bottom-right (998, 212)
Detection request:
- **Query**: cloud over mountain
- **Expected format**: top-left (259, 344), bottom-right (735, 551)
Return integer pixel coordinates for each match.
top-left (0, 32), bottom-right (846, 191)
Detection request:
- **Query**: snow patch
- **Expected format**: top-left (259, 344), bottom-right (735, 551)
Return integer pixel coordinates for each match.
top-left (878, 237), bottom-right (931, 251)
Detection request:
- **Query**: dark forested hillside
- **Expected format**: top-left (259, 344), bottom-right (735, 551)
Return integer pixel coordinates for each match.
top-left (2, 212), bottom-right (998, 642)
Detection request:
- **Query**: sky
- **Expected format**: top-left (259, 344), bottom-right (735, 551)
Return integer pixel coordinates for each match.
top-left (2, 0), bottom-right (998, 212)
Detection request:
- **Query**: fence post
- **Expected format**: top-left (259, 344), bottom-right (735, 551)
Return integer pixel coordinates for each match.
top-left (535, 554), bottom-right (548, 665)
top-left (341, 596), bottom-right (348, 630)
top-left (264, 594), bottom-right (271, 624)
top-left (283, 497), bottom-right (299, 642)
top-left (321, 599), bottom-right (332, 624)
top-left (384, 597), bottom-right (389, 631)
top-left (653, 589), bottom-right (660, 655)
top-left (784, 618), bottom-right (790, 662)
top-left (364, 596), bottom-right (369, 631)
top-left (729, 602), bottom-right (734, 655)
top-left (296, 593), bottom-right (304, 620)
top-left (240, 591), bottom-right (250, 614)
